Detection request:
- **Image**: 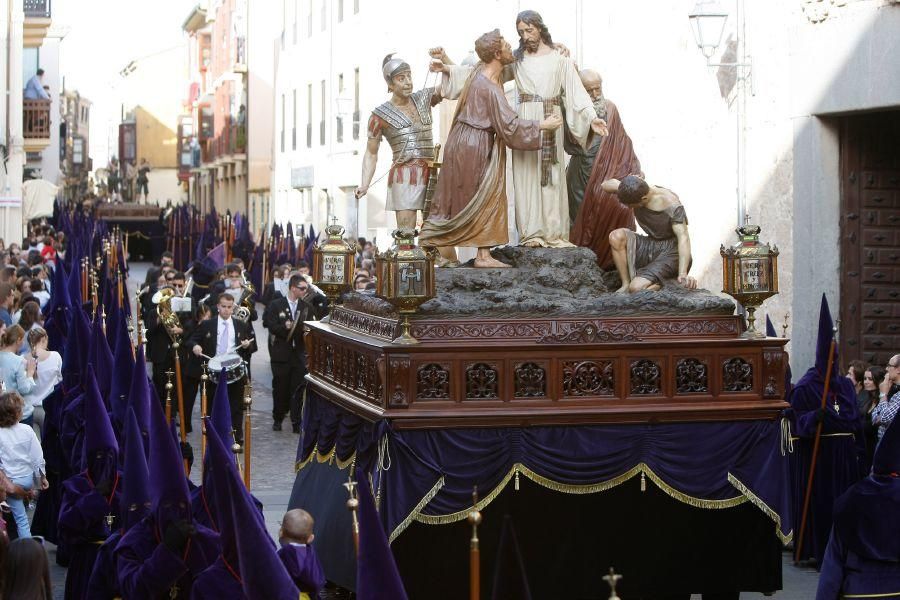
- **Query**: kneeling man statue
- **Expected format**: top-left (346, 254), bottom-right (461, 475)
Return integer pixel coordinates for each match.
top-left (604, 175), bottom-right (696, 293)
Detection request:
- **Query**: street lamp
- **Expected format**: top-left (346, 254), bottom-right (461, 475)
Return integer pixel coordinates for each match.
top-left (688, 0), bottom-right (753, 228)
top-left (688, 1), bottom-right (728, 59)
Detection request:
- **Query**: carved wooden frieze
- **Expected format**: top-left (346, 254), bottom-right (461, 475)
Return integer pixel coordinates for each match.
top-left (411, 321), bottom-right (552, 342)
top-left (409, 316), bottom-right (741, 343)
top-left (514, 362), bottom-right (547, 398)
top-left (329, 307), bottom-right (398, 340)
top-left (723, 358), bottom-right (753, 392)
top-left (563, 360), bottom-right (614, 397)
top-left (630, 359), bottom-right (661, 395)
top-left (539, 323), bottom-right (637, 344)
top-left (763, 351), bottom-right (783, 399)
top-left (675, 358), bottom-right (708, 394)
top-left (466, 363), bottom-right (499, 400)
top-left (388, 359), bottom-right (410, 407)
top-left (416, 363), bottom-right (451, 400)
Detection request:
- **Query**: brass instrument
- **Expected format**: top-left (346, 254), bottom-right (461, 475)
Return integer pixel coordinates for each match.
top-left (153, 287), bottom-right (182, 343)
top-left (234, 270), bottom-right (256, 323)
top-left (154, 286), bottom-right (190, 474)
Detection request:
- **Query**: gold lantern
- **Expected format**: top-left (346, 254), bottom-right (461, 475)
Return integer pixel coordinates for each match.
top-left (375, 229), bottom-right (436, 344)
top-left (720, 221), bottom-right (779, 339)
top-left (312, 219), bottom-right (357, 312)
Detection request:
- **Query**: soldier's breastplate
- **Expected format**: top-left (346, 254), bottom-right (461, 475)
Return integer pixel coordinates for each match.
top-left (374, 93), bottom-right (435, 164)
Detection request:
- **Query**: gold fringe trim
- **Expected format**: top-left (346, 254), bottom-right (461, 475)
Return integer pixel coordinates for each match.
top-left (294, 445), bottom-right (356, 473)
top-left (409, 463), bottom-right (747, 534)
top-left (727, 473), bottom-right (793, 546)
top-left (842, 593), bottom-right (900, 598)
top-left (414, 465), bottom-right (521, 528)
top-left (388, 476), bottom-right (445, 544)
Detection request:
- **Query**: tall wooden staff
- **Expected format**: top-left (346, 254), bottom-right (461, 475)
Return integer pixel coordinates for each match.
top-left (794, 329), bottom-right (837, 564)
top-left (467, 488), bottom-right (482, 600)
top-left (242, 377), bottom-right (252, 489)
top-left (81, 257), bottom-right (88, 303)
top-left (173, 340), bottom-right (190, 476)
top-left (261, 232), bottom-right (268, 289)
top-left (200, 363), bottom-right (209, 468)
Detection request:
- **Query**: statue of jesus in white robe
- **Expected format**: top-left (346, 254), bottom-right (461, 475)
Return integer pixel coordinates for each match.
top-left (508, 50), bottom-right (597, 248)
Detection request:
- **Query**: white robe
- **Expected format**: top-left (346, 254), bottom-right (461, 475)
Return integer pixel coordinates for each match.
top-left (510, 51), bottom-right (595, 248)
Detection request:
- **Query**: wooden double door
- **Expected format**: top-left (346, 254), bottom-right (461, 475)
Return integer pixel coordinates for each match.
top-left (840, 110), bottom-right (900, 368)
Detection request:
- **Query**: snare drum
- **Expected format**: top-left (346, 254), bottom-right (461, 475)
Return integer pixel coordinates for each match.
top-left (208, 352), bottom-right (247, 385)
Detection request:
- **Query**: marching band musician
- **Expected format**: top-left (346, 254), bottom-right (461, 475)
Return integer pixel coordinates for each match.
top-left (145, 272), bottom-right (199, 429)
top-left (188, 293), bottom-right (257, 446)
top-left (145, 271), bottom-right (203, 433)
top-left (205, 263), bottom-right (258, 322)
top-left (263, 274), bottom-right (318, 433)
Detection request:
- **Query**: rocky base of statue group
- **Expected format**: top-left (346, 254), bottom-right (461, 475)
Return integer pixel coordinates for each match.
top-left (343, 246), bottom-right (734, 318)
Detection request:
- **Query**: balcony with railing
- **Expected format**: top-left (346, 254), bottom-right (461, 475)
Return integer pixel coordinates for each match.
top-left (210, 119), bottom-right (246, 163)
top-left (23, 0), bottom-right (52, 48)
top-left (23, 99), bottom-right (51, 152)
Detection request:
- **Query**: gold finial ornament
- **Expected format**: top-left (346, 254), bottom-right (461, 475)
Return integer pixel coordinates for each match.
top-left (344, 474), bottom-right (360, 556)
top-left (603, 568), bottom-right (622, 600)
top-left (468, 487), bottom-right (482, 600)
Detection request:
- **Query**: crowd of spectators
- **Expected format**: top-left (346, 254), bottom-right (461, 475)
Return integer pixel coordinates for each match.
top-left (0, 224), bottom-right (60, 596)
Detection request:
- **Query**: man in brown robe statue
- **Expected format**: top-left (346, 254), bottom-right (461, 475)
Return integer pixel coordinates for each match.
top-left (570, 77), bottom-right (642, 269)
top-left (604, 175), bottom-right (697, 293)
top-left (420, 30), bottom-right (562, 268)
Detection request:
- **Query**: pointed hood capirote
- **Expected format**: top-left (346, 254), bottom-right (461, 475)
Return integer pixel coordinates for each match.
top-left (126, 346), bottom-right (152, 447)
top-left (82, 364), bottom-right (118, 484)
top-left (814, 294), bottom-right (839, 381)
top-left (147, 376), bottom-right (191, 530)
top-left (88, 310), bottom-right (114, 401)
top-left (109, 308), bottom-right (135, 429)
top-left (202, 422), bottom-right (298, 600)
top-left (210, 367), bottom-right (234, 447)
top-left (121, 408), bottom-right (150, 531)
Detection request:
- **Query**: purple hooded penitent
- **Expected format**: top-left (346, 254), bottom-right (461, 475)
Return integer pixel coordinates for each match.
top-left (121, 408), bottom-right (150, 531)
top-left (355, 466), bottom-right (409, 600)
top-left (82, 364), bottom-right (118, 484)
top-left (148, 380), bottom-right (191, 530)
top-left (204, 423), bottom-right (298, 599)
top-left (127, 346), bottom-right (152, 452)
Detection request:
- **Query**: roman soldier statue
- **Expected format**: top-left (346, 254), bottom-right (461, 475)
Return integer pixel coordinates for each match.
top-left (355, 53), bottom-right (443, 232)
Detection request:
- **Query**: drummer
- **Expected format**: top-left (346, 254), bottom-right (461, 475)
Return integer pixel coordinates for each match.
top-left (188, 292), bottom-right (257, 446)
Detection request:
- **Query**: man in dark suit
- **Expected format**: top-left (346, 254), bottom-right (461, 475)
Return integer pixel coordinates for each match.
top-left (263, 274), bottom-right (316, 433)
top-left (145, 273), bottom-right (200, 427)
top-left (188, 292), bottom-right (258, 445)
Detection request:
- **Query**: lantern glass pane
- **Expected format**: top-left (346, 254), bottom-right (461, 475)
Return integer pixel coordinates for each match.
top-left (322, 254), bottom-right (347, 284)
top-left (397, 261), bottom-right (426, 297)
top-left (739, 257), bottom-right (770, 293)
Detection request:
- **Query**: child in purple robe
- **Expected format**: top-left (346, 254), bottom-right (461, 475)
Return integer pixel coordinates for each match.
top-left (277, 508), bottom-right (326, 597)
